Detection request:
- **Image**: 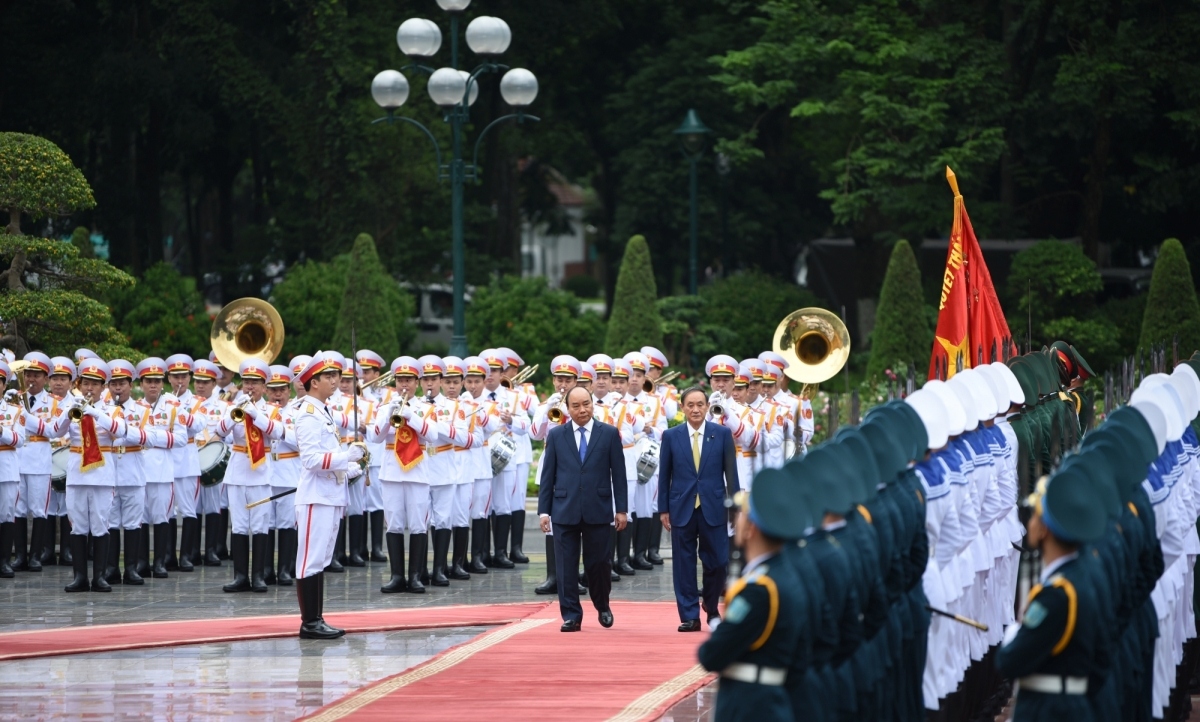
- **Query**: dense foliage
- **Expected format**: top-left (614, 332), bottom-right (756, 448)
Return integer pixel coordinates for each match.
top-left (0, 133), bottom-right (95, 234)
top-left (1140, 239), bottom-right (1200, 354)
top-left (697, 270), bottom-right (824, 361)
top-left (108, 262), bottom-right (210, 359)
top-left (271, 257), bottom-right (351, 363)
top-left (330, 234), bottom-right (415, 362)
top-left (867, 241), bottom-right (931, 380)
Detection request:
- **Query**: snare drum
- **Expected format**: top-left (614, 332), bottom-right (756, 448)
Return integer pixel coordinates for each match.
top-left (50, 446), bottom-right (70, 493)
top-left (198, 441), bottom-right (231, 487)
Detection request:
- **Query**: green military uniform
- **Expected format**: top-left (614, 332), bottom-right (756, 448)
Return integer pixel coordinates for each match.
top-left (995, 462), bottom-right (1109, 721)
top-left (698, 467), bottom-right (813, 722)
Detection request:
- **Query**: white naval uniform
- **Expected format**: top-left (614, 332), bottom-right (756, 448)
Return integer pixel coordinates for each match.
top-left (0, 403), bottom-right (24, 524)
top-left (16, 390), bottom-right (65, 519)
top-left (425, 394), bottom-right (469, 530)
top-left (367, 396), bottom-right (434, 533)
top-left (479, 387), bottom-right (528, 516)
top-left (270, 400), bottom-right (301, 532)
top-left (63, 401), bottom-right (127, 536)
top-left (196, 394), bottom-right (230, 515)
top-left (213, 398), bottom-right (283, 535)
top-left (293, 400), bottom-right (353, 579)
top-left (109, 398), bottom-right (149, 531)
top-left (171, 391), bottom-right (207, 520)
top-left (140, 394), bottom-right (186, 525)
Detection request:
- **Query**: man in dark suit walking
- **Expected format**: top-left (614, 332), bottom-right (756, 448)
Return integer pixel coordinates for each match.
top-left (659, 387), bottom-right (740, 632)
top-left (538, 386), bottom-right (628, 632)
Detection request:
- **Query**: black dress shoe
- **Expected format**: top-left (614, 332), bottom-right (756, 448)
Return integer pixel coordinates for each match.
top-left (599, 610), bottom-right (614, 628)
top-left (299, 619), bottom-right (346, 640)
top-left (678, 619), bottom-right (702, 632)
top-left (614, 560), bottom-right (636, 576)
top-left (610, 570), bottom-right (620, 582)
top-left (578, 584), bottom-right (588, 596)
top-left (560, 620), bottom-right (582, 633)
top-left (707, 615), bottom-right (722, 629)
top-left (647, 550), bottom-right (664, 565)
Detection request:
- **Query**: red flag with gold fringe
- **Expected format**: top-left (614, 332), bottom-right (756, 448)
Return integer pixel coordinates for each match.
top-left (79, 415), bottom-right (105, 471)
top-left (928, 167), bottom-right (1018, 380)
top-left (393, 424), bottom-right (424, 471)
top-left (244, 417), bottom-right (268, 469)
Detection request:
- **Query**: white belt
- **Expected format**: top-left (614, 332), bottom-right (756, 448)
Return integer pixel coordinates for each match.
top-left (720, 663), bottom-right (787, 686)
top-left (1018, 675), bottom-right (1088, 695)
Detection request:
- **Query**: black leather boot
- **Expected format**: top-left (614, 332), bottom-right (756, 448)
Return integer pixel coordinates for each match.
top-left (325, 519), bottom-right (345, 572)
top-left (152, 522), bottom-right (170, 578)
top-left (123, 528), bottom-right (144, 585)
top-left (204, 514), bottom-right (222, 566)
top-left (263, 530), bottom-right (277, 584)
top-left (164, 517), bottom-right (178, 570)
top-left (369, 510), bottom-right (387, 562)
top-left (535, 535), bottom-right (557, 595)
top-left (36, 516), bottom-right (55, 566)
top-left (223, 534), bottom-right (251, 592)
top-left (615, 524), bottom-right (636, 576)
top-left (648, 513), bottom-right (664, 564)
top-left (91, 534), bottom-right (112, 592)
top-left (25, 517), bottom-right (43, 571)
top-left (216, 509), bottom-right (230, 559)
top-left (58, 516), bottom-right (73, 565)
top-left (13, 517), bottom-right (29, 571)
top-left (177, 518), bottom-right (197, 572)
top-left (631, 516), bottom-right (653, 570)
top-left (355, 513), bottom-right (370, 563)
top-left (0, 522), bottom-right (14, 578)
top-left (297, 572), bottom-right (344, 639)
top-left (469, 518), bottom-right (489, 574)
top-left (407, 533), bottom-right (427, 593)
top-left (251, 533), bottom-right (269, 592)
top-left (450, 527), bottom-right (471, 580)
top-left (135, 523), bottom-right (150, 576)
top-left (102, 527), bottom-right (122, 584)
top-left (277, 528), bottom-right (296, 586)
top-left (491, 515), bottom-right (514, 569)
top-left (346, 516), bottom-right (366, 567)
top-left (64, 534), bottom-right (89, 592)
top-left (509, 509), bottom-right (529, 564)
top-left (431, 528), bottom-right (451, 586)
top-left (380, 532), bottom-right (406, 593)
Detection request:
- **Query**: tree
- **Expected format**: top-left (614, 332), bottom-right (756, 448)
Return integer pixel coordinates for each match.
top-left (867, 241), bottom-right (932, 380)
top-left (1139, 238), bottom-right (1200, 354)
top-left (467, 276), bottom-right (606, 377)
top-left (698, 270), bottom-right (824, 361)
top-left (330, 233), bottom-right (416, 361)
top-left (1007, 241), bottom-right (1103, 338)
top-left (69, 226), bottom-right (95, 259)
top-left (604, 235), bottom-right (664, 354)
top-left (0, 134), bottom-right (132, 357)
top-left (107, 262), bottom-right (211, 359)
top-left (271, 257), bottom-right (350, 362)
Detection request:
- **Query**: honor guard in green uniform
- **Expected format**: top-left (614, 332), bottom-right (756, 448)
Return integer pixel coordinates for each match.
top-left (995, 464), bottom-right (1109, 721)
top-left (698, 466), bottom-right (812, 722)
top-left (1051, 341), bottom-right (1096, 434)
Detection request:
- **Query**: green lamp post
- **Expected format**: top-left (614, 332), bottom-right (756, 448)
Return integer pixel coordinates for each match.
top-left (371, 1), bottom-right (540, 356)
top-left (673, 109), bottom-right (712, 296)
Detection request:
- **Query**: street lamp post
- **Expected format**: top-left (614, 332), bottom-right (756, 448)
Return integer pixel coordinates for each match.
top-left (371, 1), bottom-right (539, 356)
top-left (674, 109), bottom-right (711, 296)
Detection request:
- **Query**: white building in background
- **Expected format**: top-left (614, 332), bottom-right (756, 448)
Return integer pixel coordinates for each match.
top-left (519, 166), bottom-right (588, 289)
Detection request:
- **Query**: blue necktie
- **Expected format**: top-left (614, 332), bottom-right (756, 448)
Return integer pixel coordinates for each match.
top-left (578, 426), bottom-right (588, 462)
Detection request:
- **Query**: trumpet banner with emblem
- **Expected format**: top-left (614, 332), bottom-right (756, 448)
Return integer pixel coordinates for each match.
top-left (244, 417), bottom-right (268, 469)
top-left (394, 424), bottom-right (424, 471)
top-left (79, 415), bottom-right (105, 471)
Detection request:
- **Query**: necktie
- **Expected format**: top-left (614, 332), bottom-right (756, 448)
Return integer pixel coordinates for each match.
top-left (489, 392), bottom-right (496, 401)
top-left (693, 431), bottom-right (702, 508)
top-left (578, 426), bottom-right (588, 462)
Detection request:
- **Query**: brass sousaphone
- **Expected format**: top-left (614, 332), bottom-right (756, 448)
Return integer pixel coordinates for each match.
top-left (210, 298), bottom-right (286, 371)
top-left (773, 307), bottom-right (851, 385)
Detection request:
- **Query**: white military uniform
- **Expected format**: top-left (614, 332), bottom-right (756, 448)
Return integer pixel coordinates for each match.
top-left (294, 399), bottom-right (356, 579)
top-left (479, 385), bottom-right (529, 516)
top-left (270, 400), bottom-right (301, 531)
top-left (0, 400), bottom-right (25, 525)
top-left (368, 391), bottom-right (434, 533)
top-left (110, 397), bottom-right (149, 530)
top-left (196, 392), bottom-right (230, 515)
top-left (214, 397), bottom-right (284, 535)
top-left (426, 394), bottom-right (470, 530)
top-left (141, 393), bottom-right (186, 525)
top-left (628, 390), bottom-right (666, 517)
top-left (63, 398), bottom-right (127, 536)
top-left (16, 389), bottom-right (63, 520)
top-left (172, 390), bottom-right (207, 521)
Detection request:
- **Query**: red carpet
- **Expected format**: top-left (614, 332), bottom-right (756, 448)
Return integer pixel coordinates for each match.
top-left (0, 601), bottom-right (548, 661)
top-left (300, 601), bottom-right (715, 722)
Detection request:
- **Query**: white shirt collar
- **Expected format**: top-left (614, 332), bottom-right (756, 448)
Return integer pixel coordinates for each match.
top-left (687, 421), bottom-right (704, 436)
top-left (571, 418), bottom-right (595, 436)
top-left (743, 550), bottom-right (778, 577)
top-left (1039, 552), bottom-right (1079, 584)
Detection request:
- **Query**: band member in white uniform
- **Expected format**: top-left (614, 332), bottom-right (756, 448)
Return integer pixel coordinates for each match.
top-left (640, 346), bottom-right (676, 565)
top-left (293, 351), bottom-right (365, 640)
top-left (136, 357), bottom-right (185, 577)
top-left (742, 359), bottom-right (784, 473)
top-left (215, 358), bottom-right (284, 593)
top-left (623, 351), bottom-right (667, 571)
top-left (266, 364), bottom-right (299, 586)
top-left (448, 357), bottom-right (484, 580)
top-left (479, 349), bottom-right (530, 569)
top-left (209, 351), bottom-right (238, 559)
top-left (0, 361), bottom-right (24, 579)
top-left (424, 356), bottom-right (471, 586)
top-left (367, 356), bottom-right (434, 593)
top-left (499, 348), bottom-right (534, 564)
top-left (103, 359), bottom-right (148, 586)
top-left (355, 349), bottom-right (388, 563)
top-left (192, 359), bottom-right (229, 566)
top-left (61, 358), bottom-right (127, 593)
top-left (14, 351), bottom-right (56, 573)
top-left (166, 354), bottom-right (207, 569)
top-left (463, 356), bottom-right (500, 574)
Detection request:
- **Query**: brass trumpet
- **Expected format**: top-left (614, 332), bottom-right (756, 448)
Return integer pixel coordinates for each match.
top-left (229, 399), bottom-right (253, 422)
top-left (642, 369), bottom-right (681, 393)
top-left (389, 391), bottom-right (411, 428)
top-left (501, 364), bottom-right (539, 390)
top-left (68, 392), bottom-right (95, 421)
top-left (547, 405), bottom-right (566, 424)
top-left (709, 391), bottom-right (726, 418)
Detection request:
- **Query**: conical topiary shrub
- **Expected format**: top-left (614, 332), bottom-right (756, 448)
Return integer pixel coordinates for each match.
top-left (868, 240), bottom-right (932, 379)
top-left (331, 233), bottom-right (404, 361)
top-left (1139, 238), bottom-right (1200, 355)
top-left (604, 234), bottom-right (664, 355)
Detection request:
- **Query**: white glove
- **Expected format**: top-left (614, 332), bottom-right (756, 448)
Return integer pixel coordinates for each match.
top-left (233, 392), bottom-right (249, 406)
top-left (400, 404), bottom-right (415, 421)
top-left (347, 464), bottom-right (363, 480)
top-left (242, 404), bottom-right (260, 421)
top-left (252, 411), bottom-right (271, 431)
top-left (23, 412), bottom-right (41, 432)
top-left (83, 405), bottom-right (102, 419)
top-left (347, 444), bottom-right (365, 463)
top-left (546, 393), bottom-right (562, 408)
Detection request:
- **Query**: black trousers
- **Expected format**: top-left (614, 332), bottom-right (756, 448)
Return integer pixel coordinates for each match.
top-left (552, 521), bottom-right (612, 623)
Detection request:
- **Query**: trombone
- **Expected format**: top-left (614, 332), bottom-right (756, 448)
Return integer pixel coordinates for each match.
top-left (363, 370), bottom-right (396, 390)
top-left (501, 364), bottom-right (539, 390)
top-left (642, 369), bottom-right (681, 394)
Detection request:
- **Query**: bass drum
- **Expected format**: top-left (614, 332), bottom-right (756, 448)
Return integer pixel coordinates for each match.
top-left (489, 431), bottom-right (516, 477)
top-left (50, 446), bottom-right (70, 493)
top-left (634, 437), bottom-right (660, 484)
top-left (198, 441), bottom-right (231, 487)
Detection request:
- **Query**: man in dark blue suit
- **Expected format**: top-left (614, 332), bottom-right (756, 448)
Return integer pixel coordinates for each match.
top-left (659, 387), bottom-right (741, 632)
top-left (538, 386), bottom-right (628, 632)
